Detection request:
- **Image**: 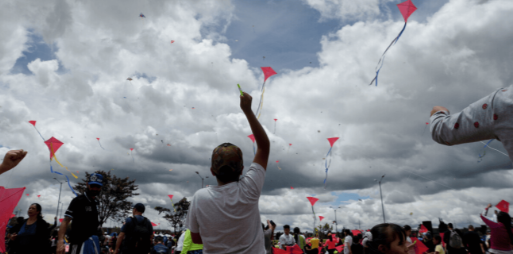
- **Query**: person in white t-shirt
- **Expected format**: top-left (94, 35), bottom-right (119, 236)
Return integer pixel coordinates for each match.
top-left (344, 229), bottom-right (353, 254)
top-left (279, 225), bottom-right (296, 250)
top-left (185, 92), bottom-right (270, 254)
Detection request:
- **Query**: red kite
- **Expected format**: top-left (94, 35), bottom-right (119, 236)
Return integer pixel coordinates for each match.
top-left (319, 216), bottom-right (325, 221)
top-left (255, 67), bottom-right (277, 119)
top-left (170, 40), bottom-right (175, 43)
top-left (0, 187), bottom-right (25, 252)
top-left (411, 237), bottom-right (428, 254)
top-left (290, 187), bottom-right (294, 189)
top-left (369, 0), bottom-right (417, 86)
top-left (273, 119), bottom-right (278, 134)
top-left (28, 120), bottom-right (46, 141)
top-left (273, 245), bottom-right (303, 254)
top-left (168, 195), bottom-right (173, 200)
top-left (419, 224), bottom-right (428, 233)
top-left (324, 137), bottom-right (340, 186)
top-left (496, 200), bottom-right (509, 213)
top-left (276, 160), bottom-right (281, 170)
top-left (59, 218), bottom-right (64, 223)
top-left (26, 193), bottom-right (29, 196)
top-left (307, 197), bottom-right (319, 231)
top-left (96, 138), bottom-right (106, 150)
top-left (151, 222), bottom-right (157, 227)
top-left (37, 195), bottom-right (41, 198)
top-left (248, 134), bottom-right (256, 155)
top-left (130, 148), bottom-right (134, 162)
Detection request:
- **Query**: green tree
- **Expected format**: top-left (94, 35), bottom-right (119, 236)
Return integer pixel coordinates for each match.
top-left (74, 170), bottom-right (139, 227)
top-left (154, 197), bottom-right (190, 234)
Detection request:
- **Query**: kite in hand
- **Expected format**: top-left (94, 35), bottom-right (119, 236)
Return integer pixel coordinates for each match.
top-left (248, 134), bottom-right (256, 155)
top-left (369, 0), bottom-right (417, 86)
top-left (324, 137), bottom-right (339, 186)
top-left (255, 67), bottom-right (277, 119)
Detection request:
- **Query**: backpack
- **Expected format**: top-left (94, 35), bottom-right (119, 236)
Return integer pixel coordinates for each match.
top-left (122, 217), bottom-right (151, 251)
top-left (449, 231), bottom-right (462, 249)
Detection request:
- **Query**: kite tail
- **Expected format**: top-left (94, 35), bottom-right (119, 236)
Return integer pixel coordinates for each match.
top-left (324, 147), bottom-right (333, 186)
top-left (478, 139), bottom-right (494, 162)
top-left (50, 144), bottom-right (78, 179)
top-left (369, 22), bottom-right (408, 86)
top-left (97, 140), bottom-right (106, 150)
top-left (50, 161), bottom-right (78, 196)
top-left (255, 81), bottom-right (266, 119)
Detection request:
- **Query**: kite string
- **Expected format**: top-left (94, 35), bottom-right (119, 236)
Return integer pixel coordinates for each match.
top-left (479, 141), bottom-right (509, 157)
top-left (255, 81), bottom-right (266, 119)
top-left (324, 146), bottom-right (333, 185)
top-left (32, 126), bottom-right (46, 141)
top-left (369, 22), bottom-right (408, 86)
top-left (49, 142), bottom-right (77, 196)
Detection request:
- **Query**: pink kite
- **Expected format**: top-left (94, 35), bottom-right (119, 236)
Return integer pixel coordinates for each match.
top-left (255, 67), bottom-right (277, 119)
top-left (273, 245), bottom-right (303, 254)
top-left (307, 197), bottom-right (319, 231)
top-left (130, 148), bottom-right (134, 162)
top-left (96, 138), bottom-right (107, 150)
top-left (151, 222), bottom-right (158, 227)
top-left (248, 134), bottom-right (256, 155)
top-left (319, 216), bottom-right (325, 221)
top-left (273, 118), bottom-right (278, 134)
top-left (59, 218), bottom-right (64, 223)
top-left (369, 0), bottom-right (417, 86)
top-left (324, 137), bottom-right (340, 186)
top-left (26, 193), bottom-right (29, 196)
top-left (419, 224), bottom-right (428, 234)
top-left (496, 200), bottom-right (509, 213)
top-left (170, 40), bottom-right (175, 43)
top-left (168, 195), bottom-right (174, 200)
top-left (37, 195), bottom-right (41, 198)
top-left (44, 137), bottom-right (64, 159)
top-left (0, 187), bottom-right (26, 252)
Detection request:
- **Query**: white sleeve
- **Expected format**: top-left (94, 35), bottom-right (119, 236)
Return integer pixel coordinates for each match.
top-left (185, 197), bottom-right (199, 233)
top-left (430, 90), bottom-right (499, 146)
top-left (240, 163), bottom-right (266, 202)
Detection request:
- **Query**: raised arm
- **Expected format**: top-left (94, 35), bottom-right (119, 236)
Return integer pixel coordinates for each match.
top-left (240, 92), bottom-right (270, 170)
top-left (430, 89), bottom-right (500, 146)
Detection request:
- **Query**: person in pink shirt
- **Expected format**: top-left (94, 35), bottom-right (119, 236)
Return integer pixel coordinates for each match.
top-left (481, 204), bottom-right (513, 254)
top-left (325, 233), bottom-right (339, 254)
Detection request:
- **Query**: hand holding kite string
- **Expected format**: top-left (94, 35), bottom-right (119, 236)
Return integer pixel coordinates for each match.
top-left (0, 150), bottom-right (28, 175)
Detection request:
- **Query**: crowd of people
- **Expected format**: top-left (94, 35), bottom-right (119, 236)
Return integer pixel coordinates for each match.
top-left (2, 89), bottom-right (513, 254)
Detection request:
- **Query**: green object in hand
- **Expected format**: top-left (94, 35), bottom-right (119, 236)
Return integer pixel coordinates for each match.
top-left (237, 84), bottom-right (243, 96)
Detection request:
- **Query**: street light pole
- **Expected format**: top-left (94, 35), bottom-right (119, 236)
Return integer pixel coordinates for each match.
top-left (54, 178), bottom-right (63, 221)
top-left (195, 171), bottom-right (204, 188)
top-left (330, 206), bottom-right (341, 233)
top-left (375, 175), bottom-right (386, 223)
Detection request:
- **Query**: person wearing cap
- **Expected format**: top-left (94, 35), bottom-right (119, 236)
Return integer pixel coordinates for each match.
top-left (57, 173), bottom-right (104, 254)
top-left (185, 92), bottom-right (270, 253)
top-left (115, 203), bottom-right (154, 254)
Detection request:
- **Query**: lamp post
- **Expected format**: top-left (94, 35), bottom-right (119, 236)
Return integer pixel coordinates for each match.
top-left (53, 178), bottom-right (64, 221)
top-left (195, 171), bottom-right (204, 188)
top-left (329, 206), bottom-right (341, 232)
top-left (374, 175), bottom-right (386, 223)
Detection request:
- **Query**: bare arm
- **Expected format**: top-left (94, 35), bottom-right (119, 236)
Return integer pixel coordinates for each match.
top-left (115, 232), bottom-right (125, 254)
top-left (0, 150), bottom-right (27, 176)
top-left (240, 92), bottom-right (270, 170)
top-left (57, 217), bottom-right (71, 254)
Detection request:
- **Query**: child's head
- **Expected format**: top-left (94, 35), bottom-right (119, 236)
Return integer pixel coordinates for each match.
top-left (366, 223), bottom-right (408, 254)
top-left (211, 143), bottom-right (244, 183)
top-left (433, 236), bottom-right (441, 245)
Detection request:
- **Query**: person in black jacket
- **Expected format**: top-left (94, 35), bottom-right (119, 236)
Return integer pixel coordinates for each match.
top-left (463, 225), bottom-right (485, 254)
top-left (9, 203), bottom-right (51, 254)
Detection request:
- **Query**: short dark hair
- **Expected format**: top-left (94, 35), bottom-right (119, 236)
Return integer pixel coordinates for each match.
top-left (284, 225), bottom-right (290, 229)
top-left (448, 223), bottom-right (453, 229)
top-left (434, 236), bottom-right (441, 242)
top-left (404, 225), bottom-right (411, 231)
top-left (215, 165), bottom-right (241, 183)
top-left (366, 223), bottom-right (406, 254)
top-left (468, 225), bottom-right (474, 230)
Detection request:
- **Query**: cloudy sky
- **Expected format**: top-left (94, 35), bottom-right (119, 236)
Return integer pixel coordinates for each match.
top-left (1, 0), bottom-right (513, 232)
